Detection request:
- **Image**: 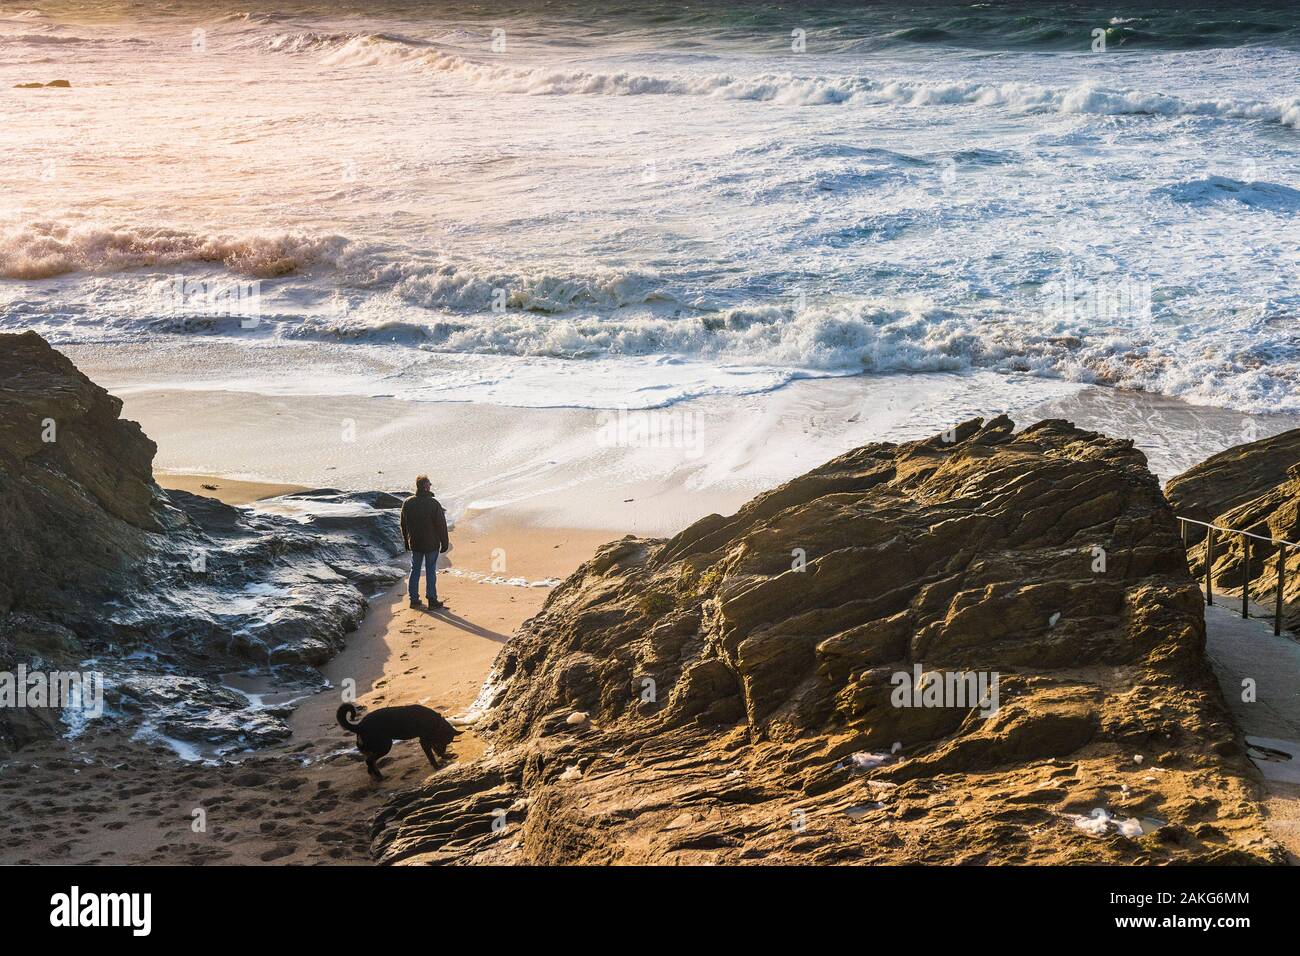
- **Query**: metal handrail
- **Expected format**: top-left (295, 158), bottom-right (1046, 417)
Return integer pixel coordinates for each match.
top-left (1177, 516), bottom-right (1295, 637)
top-left (1175, 516), bottom-right (1300, 551)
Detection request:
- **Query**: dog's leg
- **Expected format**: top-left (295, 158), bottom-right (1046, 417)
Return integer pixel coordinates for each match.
top-left (366, 754), bottom-right (384, 780)
top-left (420, 739), bottom-right (443, 769)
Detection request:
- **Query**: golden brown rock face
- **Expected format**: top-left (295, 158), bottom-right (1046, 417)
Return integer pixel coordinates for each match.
top-left (1166, 428), bottom-right (1300, 635)
top-left (373, 417), bottom-right (1279, 865)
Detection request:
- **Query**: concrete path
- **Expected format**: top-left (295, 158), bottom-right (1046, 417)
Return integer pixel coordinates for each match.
top-left (1204, 602), bottom-right (1300, 860)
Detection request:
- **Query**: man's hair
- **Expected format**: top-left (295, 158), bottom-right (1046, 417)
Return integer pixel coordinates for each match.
top-left (415, 474), bottom-right (431, 491)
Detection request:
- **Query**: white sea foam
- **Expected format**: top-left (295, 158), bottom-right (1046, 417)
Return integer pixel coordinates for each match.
top-left (438, 567), bottom-right (560, 588)
top-left (2, 6), bottom-right (1296, 419)
top-left (7, 246), bottom-right (1300, 414)
top-left (1068, 808), bottom-right (1147, 839)
top-left (303, 32), bottom-right (1300, 128)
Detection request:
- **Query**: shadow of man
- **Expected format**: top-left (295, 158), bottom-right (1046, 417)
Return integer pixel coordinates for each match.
top-left (429, 607), bottom-right (510, 643)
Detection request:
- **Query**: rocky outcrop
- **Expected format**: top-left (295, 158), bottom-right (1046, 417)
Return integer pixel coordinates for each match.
top-left (0, 331), bottom-right (160, 746)
top-left (0, 330), bottom-right (161, 608)
top-left (0, 332), bottom-right (403, 752)
top-left (373, 417), bottom-right (1278, 865)
top-left (1167, 427), bottom-right (1300, 634)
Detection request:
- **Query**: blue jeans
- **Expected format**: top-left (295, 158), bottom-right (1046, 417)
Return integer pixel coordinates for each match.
top-left (409, 551), bottom-right (438, 603)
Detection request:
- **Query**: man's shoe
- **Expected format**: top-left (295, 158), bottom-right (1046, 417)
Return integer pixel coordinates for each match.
top-left (409, 599), bottom-right (424, 609)
top-left (428, 600), bottom-right (447, 611)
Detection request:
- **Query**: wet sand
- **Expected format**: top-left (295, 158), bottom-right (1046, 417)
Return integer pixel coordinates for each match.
top-left (0, 482), bottom-right (616, 865)
top-left (65, 342), bottom-right (1300, 531)
top-left (155, 473), bottom-right (308, 505)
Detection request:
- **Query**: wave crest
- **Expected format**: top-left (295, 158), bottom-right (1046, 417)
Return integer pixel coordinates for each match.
top-left (292, 33), bottom-right (1300, 127)
top-left (0, 222), bottom-right (346, 280)
top-left (367, 262), bottom-right (672, 314)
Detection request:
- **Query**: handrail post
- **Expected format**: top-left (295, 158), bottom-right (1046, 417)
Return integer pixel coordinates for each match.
top-left (1242, 536), bottom-right (1250, 619)
top-left (1277, 544), bottom-right (1287, 638)
top-left (1205, 527), bottom-right (1214, 606)
top-left (1180, 517), bottom-right (1187, 548)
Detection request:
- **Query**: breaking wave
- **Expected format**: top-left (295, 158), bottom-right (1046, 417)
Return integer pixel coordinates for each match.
top-left (287, 32), bottom-right (1300, 127)
top-left (264, 299), bottom-right (1300, 415)
top-left (371, 261), bottom-right (675, 314)
top-left (0, 222), bottom-right (347, 280)
top-left (0, 221), bottom-right (672, 315)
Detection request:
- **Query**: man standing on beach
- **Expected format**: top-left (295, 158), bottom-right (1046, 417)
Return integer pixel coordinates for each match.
top-left (400, 475), bottom-right (450, 610)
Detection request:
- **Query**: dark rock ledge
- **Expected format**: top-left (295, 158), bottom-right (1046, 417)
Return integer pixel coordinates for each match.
top-left (0, 331), bottom-right (402, 754)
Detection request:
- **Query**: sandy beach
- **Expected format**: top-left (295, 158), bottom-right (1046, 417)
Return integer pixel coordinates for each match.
top-left (0, 482), bottom-right (613, 865)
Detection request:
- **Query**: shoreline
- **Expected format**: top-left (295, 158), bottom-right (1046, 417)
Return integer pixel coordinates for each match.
top-left (61, 339), bottom-right (1300, 536)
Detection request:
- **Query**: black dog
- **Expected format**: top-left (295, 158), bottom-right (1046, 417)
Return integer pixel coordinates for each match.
top-left (336, 703), bottom-right (460, 780)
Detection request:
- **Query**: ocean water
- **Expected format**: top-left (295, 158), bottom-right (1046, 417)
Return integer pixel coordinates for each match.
top-left (1, 1), bottom-right (1297, 412)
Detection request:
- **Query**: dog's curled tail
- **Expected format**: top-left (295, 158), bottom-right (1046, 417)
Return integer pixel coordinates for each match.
top-left (336, 703), bottom-right (363, 733)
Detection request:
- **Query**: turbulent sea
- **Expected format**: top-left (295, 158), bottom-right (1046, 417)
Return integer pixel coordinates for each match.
top-left (1, 0), bottom-right (1297, 412)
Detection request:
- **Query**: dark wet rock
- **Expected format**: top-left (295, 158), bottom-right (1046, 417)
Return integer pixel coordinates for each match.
top-left (14, 80), bottom-right (71, 89)
top-left (1167, 427), bottom-right (1300, 633)
top-left (114, 674), bottom-right (291, 749)
top-left (0, 331), bottom-right (159, 617)
top-left (373, 417), bottom-right (1277, 865)
top-left (0, 332), bottom-right (403, 752)
top-left (115, 487), bottom-right (400, 669)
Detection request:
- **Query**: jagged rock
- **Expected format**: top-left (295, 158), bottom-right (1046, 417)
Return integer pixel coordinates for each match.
top-left (0, 332), bottom-right (403, 751)
top-left (0, 330), bottom-right (159, 623)
top-left (374, 417), bottom-right (1279, 865)
top-left (1167, 427), bottom-right (1300, 633)
top-left (1166, 428), bottom-right (1300, 544)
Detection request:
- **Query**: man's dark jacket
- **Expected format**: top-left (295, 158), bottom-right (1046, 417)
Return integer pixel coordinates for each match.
top-left (400, 491), bottom-right (450, 553)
